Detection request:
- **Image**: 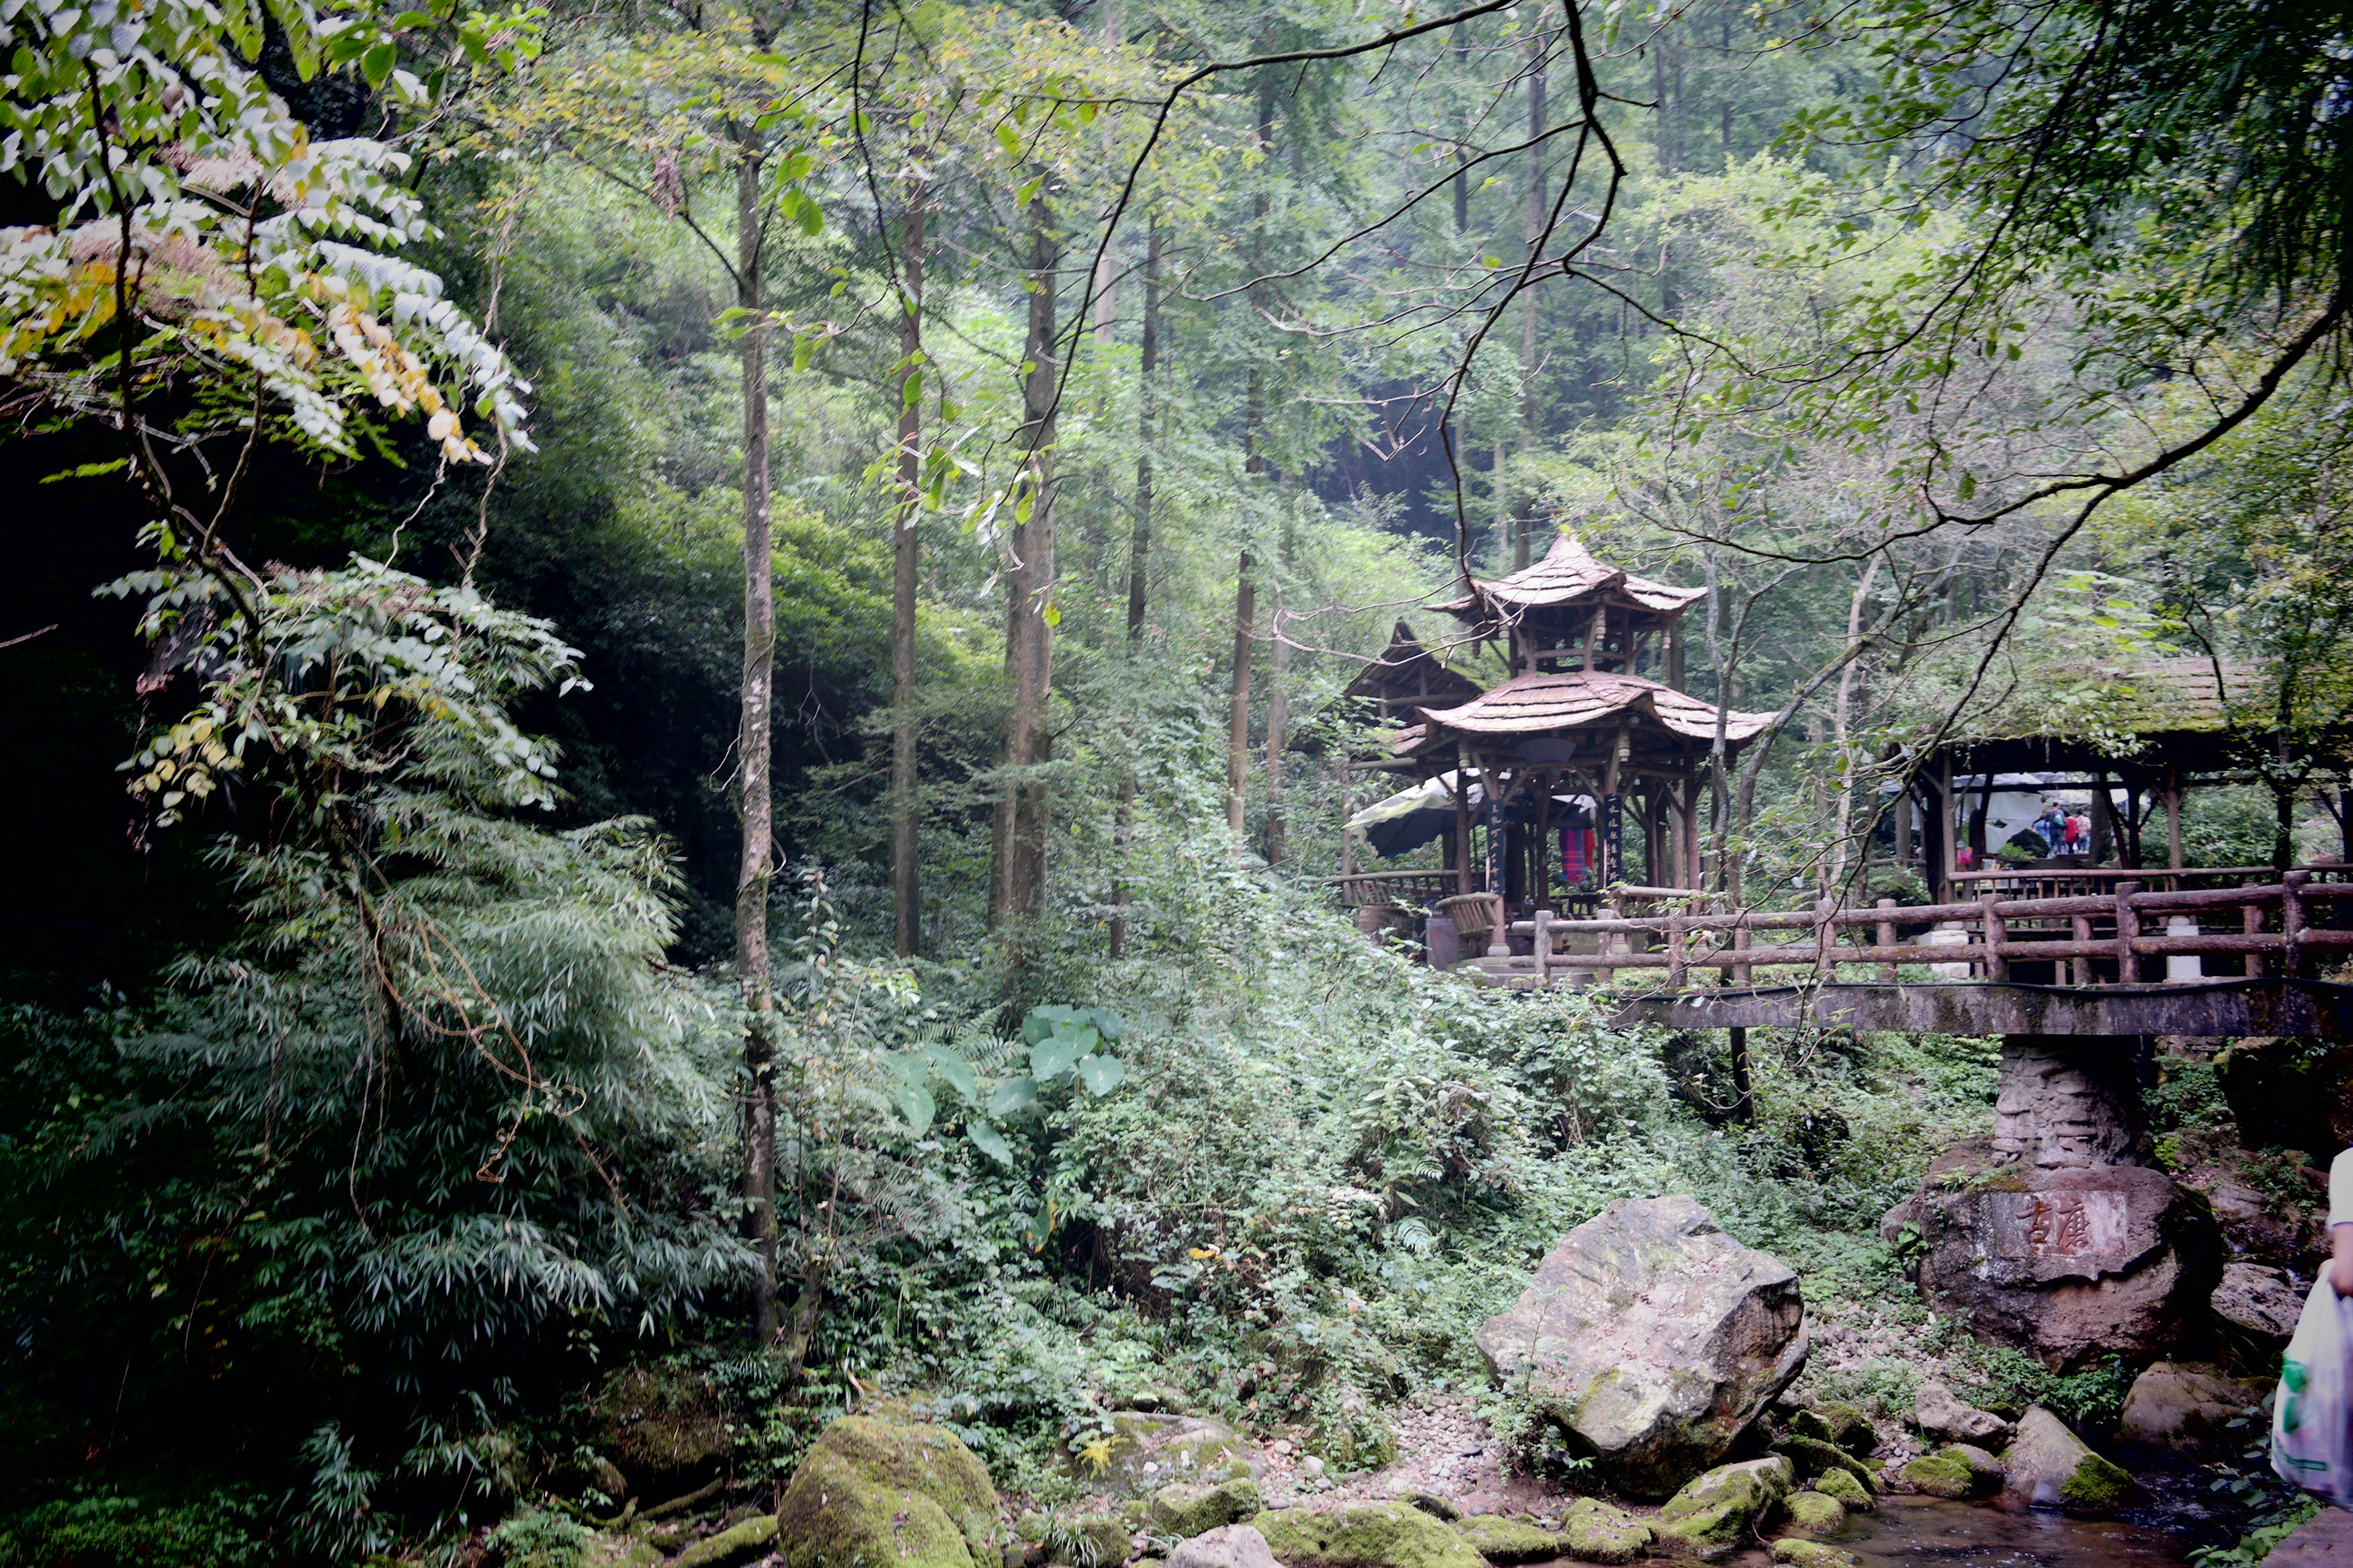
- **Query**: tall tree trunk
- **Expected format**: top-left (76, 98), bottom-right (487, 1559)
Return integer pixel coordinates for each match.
top-left (889, 198), bottom-right (925, 960)
top-left (1454, 23), bottom-right (1472, 231)
top-left (1491, 439), bottom-right (1510, 572)
top-left (1826, 556), bottom-right (1881, 893)
top-left (1229, 87), bottom-right (1273, 845)
top-left (1265, 595), bottom-right (1289, 863)
top-left (1653, 35), bottom-right (1674, 174)
top-left (1226, 541), bottom-right (1256, 840)
top-left (994, 199), bottom-right (1060, 939)
top-left (1703, 543), bottom-right (1734, 902)
top-left (1111, 222), bottom-right (1159, 959)
top-left (1516, 32), bottom-right (1546, 570)
top-left (1719, 11), bottom-right (1735, 154)
top-left (732, 144), bottom-right (779, 1346)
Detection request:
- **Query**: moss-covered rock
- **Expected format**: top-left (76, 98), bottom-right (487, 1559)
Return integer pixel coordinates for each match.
top-left (1398, 1493), bottom-right (1460, 1522)
top-left (1150, 1479), bottom-right (1259, 1539)
top-left (1811, 1469), bottom-right (1873, 1512)
top-left (2058, 1451), bottom-right (2135, 1512)
top-left (1073, 1415), bottom-right (1248, 1495)
top-left (1559, 1498), bottom-right (1650, 1565)
top-left (2000, 1405), bottom-right (2136, 1515)
top-left (1656, 1456), bottom-right (1793, 1557)
top-left (1772, 1436), bottom-right (1877, 1493)
top-left (1452, 1514), bottom-right (1561, 1563)
top-left (585, 1366), bottom-right (732, 1494)
top-left (1250, 1503), bottom-right (1483, 1568)
top-left (1769, 1541), bottom-right (1861, 1568)
top-left (1936, 1444), bottom-right (2004, 1489)
top-left (1782, 1492), bottom-right (1844, 1538)
top-left (1899, 1454), bottom-right (1975, 1499)
top-left (1787, 1402), bottom-right (1877, 1457)
top-left (671, 1516), bottom-right (777, 1568)
top-left (775, 1416), bottom-right (1000, 1568)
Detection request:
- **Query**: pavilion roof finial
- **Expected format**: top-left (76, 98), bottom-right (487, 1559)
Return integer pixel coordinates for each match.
top-left (1435, 528), bottom-right (1705, 623)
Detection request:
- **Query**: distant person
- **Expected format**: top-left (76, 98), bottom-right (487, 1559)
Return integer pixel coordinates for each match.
top-left (2062, 812), bottom-right (2083, 857)
top-left (1957, 843), bottom-right (1975, 871)
top-left (2037, 808), bottom-right (2063, 855)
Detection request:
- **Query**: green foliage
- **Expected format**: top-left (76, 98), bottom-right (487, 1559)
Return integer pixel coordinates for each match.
top-left (2178, 789), bottom-right (2291, 871)
top-left (0, 1490), bottom-right (269, 1568)
top-left (2149, 1057), bottom-right (2231, 1139)
top-left (488, 1505), bottom-right (594, 1568)
top-left (1955, 1351), bottom-right (2137, 1435)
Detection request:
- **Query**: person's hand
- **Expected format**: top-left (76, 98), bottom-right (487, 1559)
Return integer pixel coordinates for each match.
top-left (2333, 1225), bottom-right (2353, 1297)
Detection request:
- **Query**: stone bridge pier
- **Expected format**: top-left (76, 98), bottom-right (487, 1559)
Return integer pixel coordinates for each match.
top-left (1989, 1035), bottom-right (2154, 1169)
top-left (1881, 1035), bottom-right (2220, 1370)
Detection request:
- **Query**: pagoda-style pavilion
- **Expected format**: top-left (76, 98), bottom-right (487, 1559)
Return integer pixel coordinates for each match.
top-left (1389, 532), bottom-right (1772, 910)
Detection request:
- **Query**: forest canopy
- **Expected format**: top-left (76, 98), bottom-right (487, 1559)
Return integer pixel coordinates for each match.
top-left (5, 0), bottom-right (2353, 1563)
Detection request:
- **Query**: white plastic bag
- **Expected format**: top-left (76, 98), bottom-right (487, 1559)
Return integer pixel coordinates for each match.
top-left (2272, 1276), bottom-right (2353, 1501)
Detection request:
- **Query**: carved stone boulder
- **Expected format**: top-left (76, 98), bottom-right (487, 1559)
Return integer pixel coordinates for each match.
top-left (1883, 1139), bottom-right (2221, 1369)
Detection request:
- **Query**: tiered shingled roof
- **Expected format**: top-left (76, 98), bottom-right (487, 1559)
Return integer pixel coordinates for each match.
top-left (1397, 670), bottom-right (1774, 760)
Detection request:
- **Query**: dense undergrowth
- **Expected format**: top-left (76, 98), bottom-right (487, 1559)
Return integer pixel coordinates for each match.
top-left (0, 566), bottom-right (2299, 1567)
top-left (1, 802), bottom-right (2023, 1564)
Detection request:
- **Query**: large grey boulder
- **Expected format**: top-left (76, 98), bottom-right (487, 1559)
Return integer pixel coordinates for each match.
top-left (1475, 1196), bottom-right (1806, 1500)
top-left (2213, 1262), bottom-right (2305, 1342)
top-left (2119, 1362), bottom-right (2268, 1458)
top-left (1168, 1525), bottom-right (1282, 1568)
top-left (1913, 1381), bottom-right (2013, 1448)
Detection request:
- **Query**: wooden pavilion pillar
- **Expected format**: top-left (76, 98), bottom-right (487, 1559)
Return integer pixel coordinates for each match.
top-left (1453, 744), bottom-right (1474, 895)
top-left (2164, 763), bottom-right (2184, 871)
top-left (1533, 770), bottom-right (1553, 910)
top-left (1600, 727), bottom-right (1627, 888)
top-left (1679, 772), bottom-right (1702, 891)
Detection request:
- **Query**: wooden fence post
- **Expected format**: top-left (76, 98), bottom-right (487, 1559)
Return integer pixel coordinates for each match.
top-left (1876, 898), bottom-right (1898, 984)
top-left (1816, 899), bottom-right (1837, 982)
top-left (1667, 909), bottom-right (1686, 990)
top-left (2284, 869), bottom-right (2311, 979)
top-left (1732, 917), bottom-right (1752, 988)
top-left (2114, 881), bottom-right (2141, 984)
top-left (2245, 899), bottom-right (2266, 978)
top-left (1979, 892), bottom-right (2007, 982)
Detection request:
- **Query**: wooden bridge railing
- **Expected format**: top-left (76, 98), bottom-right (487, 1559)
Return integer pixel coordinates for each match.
top-left (1945, 865), bottom-right (2303, 899)
top-left (1496, 868), bottom-right (2353, 989)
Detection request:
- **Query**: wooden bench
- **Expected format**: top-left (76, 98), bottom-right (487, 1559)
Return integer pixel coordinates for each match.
top-left (1435, 891), bottom-right (1508, 959)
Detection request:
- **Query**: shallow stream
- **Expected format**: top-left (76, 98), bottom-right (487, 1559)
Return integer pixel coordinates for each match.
top-left (1723, 1495), bottom-right (2199, 1567)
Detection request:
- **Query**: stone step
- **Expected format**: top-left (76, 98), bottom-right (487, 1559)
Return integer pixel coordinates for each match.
top-left (2266, 1506), bottom-right (2353, 1567)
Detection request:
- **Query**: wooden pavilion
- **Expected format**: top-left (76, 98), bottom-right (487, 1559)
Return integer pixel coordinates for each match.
top-left (1389, 532), bottom-right (1773, 912)
top-left (1905, 659), bottom-right (2353, 899)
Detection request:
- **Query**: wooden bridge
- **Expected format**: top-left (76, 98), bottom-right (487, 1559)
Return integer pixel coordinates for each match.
top-left (1428, 866), bottom-right (2353, 1039)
